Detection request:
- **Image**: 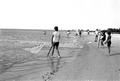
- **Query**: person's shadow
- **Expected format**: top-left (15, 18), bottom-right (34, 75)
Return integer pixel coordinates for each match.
top-left (110, 53), bottom-right (120, 56)
top-left (48, 57), bottom-right (61, 74)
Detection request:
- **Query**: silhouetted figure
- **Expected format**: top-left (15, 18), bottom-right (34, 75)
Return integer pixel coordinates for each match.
top-left (105, 31), bottom-right (112, 54)
top-left (87, 30), bottom-right (90, 35)
top-left (78, 29), bottom-right (82, 37)
top-left (44, 31), bottom-right (46, 35)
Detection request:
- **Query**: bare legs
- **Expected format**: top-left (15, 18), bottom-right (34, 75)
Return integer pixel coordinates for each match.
top-left (51, 46), bottom-right (55, 57)
top-left (107, 42), bottom-right (111, 55)
top-left (108, 47), bottom-right (111, 54)
top-left (52, 46), bottom-right (61, 58)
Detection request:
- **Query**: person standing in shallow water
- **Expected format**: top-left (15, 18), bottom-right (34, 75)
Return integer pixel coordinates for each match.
top-left (51, 26), bottom-right (61, 58)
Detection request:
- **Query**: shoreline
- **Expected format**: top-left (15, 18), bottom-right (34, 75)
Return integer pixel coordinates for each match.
top-left (0, 30), bottom-right (119, 81)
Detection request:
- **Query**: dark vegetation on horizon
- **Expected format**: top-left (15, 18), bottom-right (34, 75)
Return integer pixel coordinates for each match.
top-left (101, 28), bottom-right (120, 34)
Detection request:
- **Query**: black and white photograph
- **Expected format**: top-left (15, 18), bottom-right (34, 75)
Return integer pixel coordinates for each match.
top-left (0, 0), bottom-right (120, 81)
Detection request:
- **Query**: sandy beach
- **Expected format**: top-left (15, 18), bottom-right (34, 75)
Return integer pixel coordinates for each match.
top-left (0, 29), bottom-right (120, 81)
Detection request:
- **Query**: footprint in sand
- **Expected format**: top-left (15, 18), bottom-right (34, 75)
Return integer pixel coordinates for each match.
top-left (42, 72), bottom-right (54, 81)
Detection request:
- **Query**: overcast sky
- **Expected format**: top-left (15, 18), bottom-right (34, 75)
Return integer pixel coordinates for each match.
top-left (0, 0), bottom-right (119, 30)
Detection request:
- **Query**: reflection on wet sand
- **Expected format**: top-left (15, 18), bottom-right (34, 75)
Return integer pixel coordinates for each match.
top-left (42, 57), bottom-right (61, 81)
top-left (48, 57), bottom-right (61, 74)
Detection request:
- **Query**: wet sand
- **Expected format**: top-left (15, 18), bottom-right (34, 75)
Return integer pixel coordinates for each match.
top-left (0, 30), bottom-right (120, 81)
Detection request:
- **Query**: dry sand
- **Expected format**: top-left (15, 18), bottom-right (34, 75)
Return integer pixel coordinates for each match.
top-left (52, 33), bottom-right (120, 81)
top-left (0, 30), bottom-right (120, 81)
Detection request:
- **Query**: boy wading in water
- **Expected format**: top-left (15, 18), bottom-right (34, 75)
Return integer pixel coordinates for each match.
top-left (105, 31), bottom-right (112, 54)
top-left (51, 26), bottom-right (61, 58)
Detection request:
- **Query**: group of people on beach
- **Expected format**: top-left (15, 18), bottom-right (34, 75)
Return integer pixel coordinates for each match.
top-left (67, 29), bottom-right (82, 37)
top-left (95, 29), bottom-right (112, 54)
top-left (45, 26), bottom-right (112, 77)
top-left (47, 26), bottom-right (112, 59)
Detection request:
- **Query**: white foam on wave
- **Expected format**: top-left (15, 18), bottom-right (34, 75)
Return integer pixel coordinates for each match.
top-left (24, 43), bottom-right (45, 54)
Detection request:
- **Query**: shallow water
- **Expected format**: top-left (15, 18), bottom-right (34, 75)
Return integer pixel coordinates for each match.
top-left (0, 29), bottom-right (74, 75)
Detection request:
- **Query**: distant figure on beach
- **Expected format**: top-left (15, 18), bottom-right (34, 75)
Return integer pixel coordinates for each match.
top-left (78, 29), bottom-right (82, 37)
top-left (100, 31), bottom-right (106, 48)
top-left (51, 26), bottom-right (61, 58)
top-left (67, 30), bottom-right (70, 37)
top-left (87, 29), bottom-right (90, 35)
top-left (75, 29), bottom-right (79, 36)
top-left (94, 29), bottom-right (99, 42)
top-left (105, 31), bottom-right (112, 54)
top-left (44, 31), bottom-right (46, 35)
